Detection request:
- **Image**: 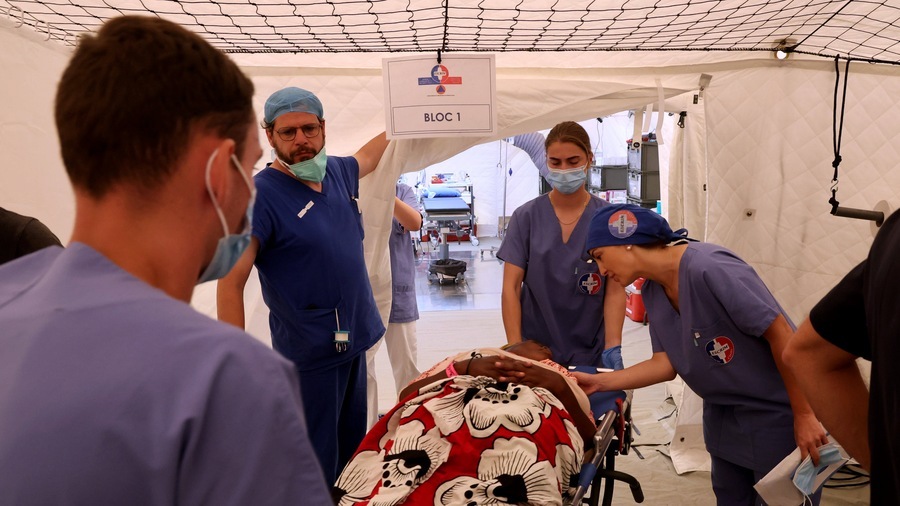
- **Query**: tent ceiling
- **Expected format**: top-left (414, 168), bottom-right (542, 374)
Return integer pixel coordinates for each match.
top-left (3, 0), bottom-right (900, 65)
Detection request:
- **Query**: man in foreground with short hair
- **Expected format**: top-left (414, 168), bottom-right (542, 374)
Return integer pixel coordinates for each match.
top-left (0, 16), bottom-right (330, 504)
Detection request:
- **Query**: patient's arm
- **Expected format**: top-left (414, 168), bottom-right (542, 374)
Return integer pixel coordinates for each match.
top-left (490, 358), bottom-right (596, 445)
top-left (397, 355), bottom-right (509, 401)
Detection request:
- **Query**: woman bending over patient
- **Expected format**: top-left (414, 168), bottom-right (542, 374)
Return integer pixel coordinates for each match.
top-left (566, 204), bottom-right (827, 505)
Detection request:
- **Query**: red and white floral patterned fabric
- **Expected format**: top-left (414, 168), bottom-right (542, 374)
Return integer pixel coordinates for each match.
top-left (333, 374), bottom-right (585, 505)
top-left (411, 348), bottom-right (592, 416)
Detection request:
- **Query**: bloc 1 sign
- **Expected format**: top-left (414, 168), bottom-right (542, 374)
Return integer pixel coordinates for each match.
top-left (383, 54), bottom-right (497, 139)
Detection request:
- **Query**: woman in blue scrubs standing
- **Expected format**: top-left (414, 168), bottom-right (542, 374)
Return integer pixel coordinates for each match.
top-left (573, 203), bottom-right (828, 505)
top-left (498, 121), bottom-right (626, 370)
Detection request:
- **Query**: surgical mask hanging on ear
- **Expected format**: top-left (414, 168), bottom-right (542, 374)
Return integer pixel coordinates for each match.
top-left (198, 149), bottom-right (256, 284)
top-left (280, 148), bottom-right (327, 183)
top-left (545, 164), bottom-right (588, 194)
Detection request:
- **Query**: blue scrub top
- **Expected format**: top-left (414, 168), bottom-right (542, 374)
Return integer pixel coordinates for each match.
top-left (252, 156), bottom-right (385, 373)
top-left (643, 242), bottom-right (796, 472)
top-left (0, 244), bottom-right (331, 505)
top-left (389, 182), bottom-right (420, 323)
top-left (498, 194), bottom-right (611, 367)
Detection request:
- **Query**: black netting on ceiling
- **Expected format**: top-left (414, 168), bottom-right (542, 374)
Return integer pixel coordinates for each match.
top-left (3, 0), bottom-right (900, 64)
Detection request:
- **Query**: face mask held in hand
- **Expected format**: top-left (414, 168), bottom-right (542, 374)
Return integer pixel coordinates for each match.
top-left (754, 440), bottom-right (849, 506)
top-left (792, 442), bottom-right (847, 501)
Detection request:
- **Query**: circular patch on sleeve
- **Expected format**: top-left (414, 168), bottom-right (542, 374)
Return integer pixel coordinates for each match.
top-left (705, 336), bottom-right (735, 364)
top-left (578, 273), bottom-right (603, 295)
top-left (607, 210), bottom-right (638, 239)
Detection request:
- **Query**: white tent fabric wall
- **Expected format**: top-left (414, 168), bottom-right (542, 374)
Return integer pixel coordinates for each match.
top-left (667, 91), bottom-right (711, 240)
top-left (0, 21), bottom-right (74, 244)
top-left (704, 62), bottom-right (900, 321)
top-left (1, 17), bottom-right (896, 491)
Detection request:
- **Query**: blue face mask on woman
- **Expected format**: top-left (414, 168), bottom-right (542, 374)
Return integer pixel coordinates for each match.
top-left (198, 149), bottom-right (256, 284)
top-left (280, 148), bottom-right (327, 183)
top-left (545, 164), bottom-right (587, 194)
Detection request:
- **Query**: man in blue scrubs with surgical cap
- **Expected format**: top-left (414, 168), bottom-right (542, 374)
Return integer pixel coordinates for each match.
top-left (0, 16), bottom-right (330, 504)
top-left (570, 204), bottom-right (828, 505)
top-left (218, 87), bottom-right (389, 483)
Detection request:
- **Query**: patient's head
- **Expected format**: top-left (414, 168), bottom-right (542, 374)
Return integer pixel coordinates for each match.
top-left (503, 340), bottom-right (553, 361)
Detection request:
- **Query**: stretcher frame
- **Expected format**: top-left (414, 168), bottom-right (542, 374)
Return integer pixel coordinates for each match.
top-left (421, 197), bottom-right (474, 284)
top-left (421, 196), bottom-right (477, 259)
top-left (569, 391), bottom-right (645, 505)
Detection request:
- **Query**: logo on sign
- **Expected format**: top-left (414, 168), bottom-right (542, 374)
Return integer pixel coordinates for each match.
top-left (578, 273), bottom-right (603, 295)
top-left (608, 210), bottom-right (638, 239)
top-left (418, 64), bottom-right (463, 94)
top-left (705, 336), bottom-right (735, 364)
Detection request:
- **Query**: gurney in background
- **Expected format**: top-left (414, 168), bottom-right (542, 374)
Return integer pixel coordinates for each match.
top-left (421, 195), bottom-right (472, 285)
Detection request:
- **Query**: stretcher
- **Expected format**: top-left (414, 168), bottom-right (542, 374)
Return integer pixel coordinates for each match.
top-left (421, 196), bottom-right (476, 253)
top-left (568, 367), bottom-right (645, 506)
top-left (421, 197), bottom-right (473, 284)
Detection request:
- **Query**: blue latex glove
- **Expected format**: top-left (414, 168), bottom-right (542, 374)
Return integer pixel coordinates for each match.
top-left (601, 345), bottom-right (624, 371)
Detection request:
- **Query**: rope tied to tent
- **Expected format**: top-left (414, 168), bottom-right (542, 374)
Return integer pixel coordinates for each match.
top-left (829, 56), bottom-right (849, 214)
top-left (828, 56), bottom-right (885, 226)
top-left (440, 0), bottom-right (449, 59)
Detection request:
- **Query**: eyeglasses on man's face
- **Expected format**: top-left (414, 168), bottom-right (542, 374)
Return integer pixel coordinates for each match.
top-left (274, 122), bottom-right (322, 142)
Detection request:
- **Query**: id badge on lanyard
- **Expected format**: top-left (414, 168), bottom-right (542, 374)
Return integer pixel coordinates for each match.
top-left (334, 308), bottom-right (350, 353)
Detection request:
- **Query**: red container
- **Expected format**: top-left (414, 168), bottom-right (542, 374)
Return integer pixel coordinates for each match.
top-left (625, 277), bottom-right (647, 324)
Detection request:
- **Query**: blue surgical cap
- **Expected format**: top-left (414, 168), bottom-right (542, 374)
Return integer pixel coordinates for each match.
top-left (264, 87), bottom-right (324, 124)
top-left (585, 204), bottom-right (693, 255)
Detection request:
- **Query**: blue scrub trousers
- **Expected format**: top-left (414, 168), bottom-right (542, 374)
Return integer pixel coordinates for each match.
top-left (711, 455), bottom-right (822, 506)
top-left (297, 354), bottom-right (367, 485)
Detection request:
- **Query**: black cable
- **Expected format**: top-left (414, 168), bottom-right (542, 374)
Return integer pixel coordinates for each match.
top-left (824, 463), bottom-right (870, 489)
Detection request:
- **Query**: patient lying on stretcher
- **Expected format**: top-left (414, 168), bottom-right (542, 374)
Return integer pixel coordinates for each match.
top-left (332, 341), bottom-right (597, 505)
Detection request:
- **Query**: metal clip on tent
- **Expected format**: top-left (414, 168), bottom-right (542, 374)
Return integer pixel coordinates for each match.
top-left (829, 173), bottom-right (884, 227)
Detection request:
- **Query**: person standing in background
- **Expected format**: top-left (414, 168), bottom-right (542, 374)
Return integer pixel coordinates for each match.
top-left (498, 121), bottom-right (626, 370)
top-left (0, 207), bottom-right (62, 265)
top-left (217, 86), bottom-right (390, 484)
top-left (365, 181), bottom-right (423, 428)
